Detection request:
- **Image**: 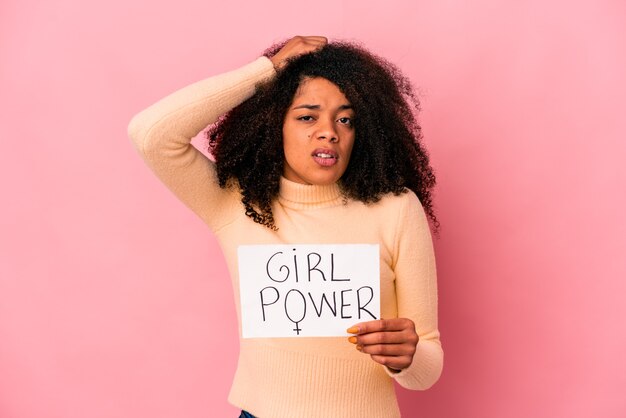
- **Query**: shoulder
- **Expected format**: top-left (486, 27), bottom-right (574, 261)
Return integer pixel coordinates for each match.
top-left (376, 190), bottom-right (431, 250)
top-left (376, 189), bottom-right (427, 219)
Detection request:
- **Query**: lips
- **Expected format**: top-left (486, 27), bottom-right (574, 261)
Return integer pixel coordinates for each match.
top-left (311, 148), bottom-right (339, 167)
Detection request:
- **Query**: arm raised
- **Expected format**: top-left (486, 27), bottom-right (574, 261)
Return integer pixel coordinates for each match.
top-left (128, 57), bottom-right (276, 230)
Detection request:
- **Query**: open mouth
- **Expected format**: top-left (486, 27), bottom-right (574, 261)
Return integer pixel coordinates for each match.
top-left (312, 149), bottom-right (339, 167)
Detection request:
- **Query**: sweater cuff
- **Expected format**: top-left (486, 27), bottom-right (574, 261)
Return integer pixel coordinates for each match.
top-left (382, 339), bottom-right (444, 390)
top-left (244, 56), bottom-right (276, 84)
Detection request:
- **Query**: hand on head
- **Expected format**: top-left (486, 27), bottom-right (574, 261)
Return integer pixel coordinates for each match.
top-left (269, 36), bottom-right (328, 70)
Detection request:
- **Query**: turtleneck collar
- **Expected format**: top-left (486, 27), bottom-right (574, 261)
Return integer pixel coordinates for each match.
top-left (277, 177), bottom-right (344, 210)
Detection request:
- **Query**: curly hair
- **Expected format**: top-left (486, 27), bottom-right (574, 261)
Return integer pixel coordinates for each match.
top-left (207, 40), bottom-right (438, 232)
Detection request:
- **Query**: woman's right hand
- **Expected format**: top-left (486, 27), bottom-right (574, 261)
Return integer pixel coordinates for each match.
top-left (269, 36), bottom-right (328, 70)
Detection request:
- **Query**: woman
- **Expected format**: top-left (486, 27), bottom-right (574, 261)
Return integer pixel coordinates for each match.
top-left (129, 36), bottom-right (442, 418)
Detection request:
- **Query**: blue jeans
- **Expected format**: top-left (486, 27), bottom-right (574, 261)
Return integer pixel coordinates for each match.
top-left (239, 410), bottom-right (256, 418)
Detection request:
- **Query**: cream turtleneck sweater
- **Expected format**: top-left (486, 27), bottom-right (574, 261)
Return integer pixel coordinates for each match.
top-left (128, 56), bottom-right (443, 418)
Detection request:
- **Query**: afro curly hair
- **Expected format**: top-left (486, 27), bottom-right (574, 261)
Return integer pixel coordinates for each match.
top-left (207, 40), bottom-right (438, 232)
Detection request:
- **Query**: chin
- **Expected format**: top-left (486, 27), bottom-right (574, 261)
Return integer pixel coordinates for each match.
top-left (285, 167), bottom-right (345, 186)
top-left (308, 172), bottom-right (343, 186)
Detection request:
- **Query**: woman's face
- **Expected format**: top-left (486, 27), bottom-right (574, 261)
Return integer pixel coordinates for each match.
top-left (282, 77), bottom-right (355, 185)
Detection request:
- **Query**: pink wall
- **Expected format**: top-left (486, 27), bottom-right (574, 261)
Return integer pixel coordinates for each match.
top-left (1, 0), bottom-right (625, 417)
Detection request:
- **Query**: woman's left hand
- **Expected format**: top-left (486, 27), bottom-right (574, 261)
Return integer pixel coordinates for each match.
top-left (347, 318), bottom-right (419, 372)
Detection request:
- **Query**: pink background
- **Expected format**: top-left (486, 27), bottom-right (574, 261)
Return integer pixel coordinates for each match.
top-left (1, 0), bottom-right (625, 417)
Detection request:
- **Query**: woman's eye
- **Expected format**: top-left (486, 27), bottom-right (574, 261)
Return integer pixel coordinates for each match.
top-left (298, 115), bottom-right (314, 121)
top-left (338, 117), bottom-right (352, 125)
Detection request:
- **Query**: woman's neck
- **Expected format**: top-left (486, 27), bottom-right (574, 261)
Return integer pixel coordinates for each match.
top-left (277, 177), bottom-right (343, 210)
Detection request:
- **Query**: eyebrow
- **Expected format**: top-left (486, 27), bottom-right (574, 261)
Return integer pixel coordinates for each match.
top-left (292, 104), bottom-right (353, 110)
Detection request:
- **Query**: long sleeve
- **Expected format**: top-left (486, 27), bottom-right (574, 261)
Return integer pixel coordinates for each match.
top-left (127, 57), bottom-right (276, 230)
top-left (385, 191), bottom-right (444, 390)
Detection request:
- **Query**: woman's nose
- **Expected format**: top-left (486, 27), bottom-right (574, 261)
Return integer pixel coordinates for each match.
top-left (316, 119), bottom-right (338, 143)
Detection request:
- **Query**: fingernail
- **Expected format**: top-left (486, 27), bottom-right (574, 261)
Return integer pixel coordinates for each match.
top-left (348, 336), bottom-right (357, 344)
top-left (347, 326), bottom-right (359, 334)
top-left (356, 345), bottom-right (362, 351)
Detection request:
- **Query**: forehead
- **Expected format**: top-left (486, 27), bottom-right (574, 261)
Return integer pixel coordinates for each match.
top-left (292, 77), bottom-right (350, 104)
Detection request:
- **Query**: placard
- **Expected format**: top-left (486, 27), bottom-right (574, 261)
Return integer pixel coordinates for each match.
top-left (238, 244), bottom-right (380, 338)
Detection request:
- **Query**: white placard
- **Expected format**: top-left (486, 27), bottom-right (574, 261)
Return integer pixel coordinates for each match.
top-left (238, 244), bottom-right (380, 338)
